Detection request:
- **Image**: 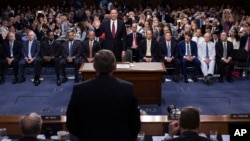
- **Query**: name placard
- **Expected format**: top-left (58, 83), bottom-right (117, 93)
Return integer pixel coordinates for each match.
top-left (41, 115), bottom-right (61, 120)
top-left (230, 114), bottom-right (250, 119)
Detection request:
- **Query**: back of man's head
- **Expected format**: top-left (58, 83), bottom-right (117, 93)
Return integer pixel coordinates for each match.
top-left (20, 112), bottom-right (42, 136)
top-left (93, 49), bottom-right (116, 74)
top-left (179, 107), bottom-right (200, 130)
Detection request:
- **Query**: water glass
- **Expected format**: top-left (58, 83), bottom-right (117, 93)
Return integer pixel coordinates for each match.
top-left (210, 130), bottom-right (218, 141)
top-left (0, 128), bottom-right (8, 140)
top-left (137, 132), bottom-right (145, 141)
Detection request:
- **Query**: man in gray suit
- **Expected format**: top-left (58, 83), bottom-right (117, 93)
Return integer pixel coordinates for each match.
top-left (18, 31), bottom-right (42, 86)
top-left (198, 33), bottom-right (216, 84)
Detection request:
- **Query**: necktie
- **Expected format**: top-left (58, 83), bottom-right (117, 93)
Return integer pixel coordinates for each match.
top-left (167, 42), bottom-right (171, 57)
top-left (69, 41), bottom-right (73, 57)
top-left (146, 40), bottom-right (151, 56)
top-left (248, 38), bottom-right (250, 51)
top-left (187, 42), bottom-right (191, 56)
top-left (112, 21), bottom-right (115, 38)
top-left (10, 42), bottom-right (13, 57)
top-left (223, 42), bottom-right (227, 58)
top-left (206, 43), bottom-right (209, 59)
top-left (28, 41), bottom-right (32, 58)
top-left (89, 40), bottom-right (93, 58)
top-left (133, 33), bottom-right (137, 46)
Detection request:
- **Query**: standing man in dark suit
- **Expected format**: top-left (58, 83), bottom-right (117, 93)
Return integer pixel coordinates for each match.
top-left (60, 31), bottom-right (82, 83)
top-left (178, 32), bottom-right (201, 83)
top-left (18, 31), bottom-right (42, 86)
top-left (82, 31), bottom-right (101, 63)
top-left (159, 31), bottom-right (181, 82)
top-left (126, 22), bottom-right (143, 62)
top-left (66, 50), bottom-right (141, 141)
top-left (216, 31), bottom-right (234, 83)
top-left (138, 30), bottom-right (159, 62)
top-left (1, 32), bottom-right (22, 84)
top-left (40, 31), bottom-right (63, 86)
top-left (94, 8), bottom-right (127, 61)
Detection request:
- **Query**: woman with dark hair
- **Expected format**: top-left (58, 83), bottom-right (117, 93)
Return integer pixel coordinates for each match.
top-left (227, 27), bottom-right (240, 49)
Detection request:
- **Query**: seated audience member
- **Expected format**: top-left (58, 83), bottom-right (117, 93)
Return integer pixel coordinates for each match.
top-left (159, 31), bottom-right (181, 82)
top-left (82, 31), bottom-right (101, 63)
top-left (227, 27), bottom-right (240, 49)
top-left (165, 106), bottom-right (211, 141)
top-left (60, 31), bottom-right (82, 83)
top-left (18, 31), bottom-right (42, 86)
top-left (211, 31), bottom-right (220, 44)
top-left (198, 33), bottom-right (216, 84)
top-left (126, 22), bottom-right (143, 62)
top-left (216, 31), bottom-right (234, 83)
top-left (192, 28), bottom-right (204, 45)
top-left (239, 22), bottom-right (250, 52)
top-left (19, 112), bottom-right (42, 141)
top-left (178, 32), bottom-right (201, 83)
top-left (40, 31), bottom-right (63, 86)
top-left (1, 32), bottom-right (22, 84)
top-left (66, 49), bottom-right (141, 141)
top-left (138, 30), bottom-right (159, 62)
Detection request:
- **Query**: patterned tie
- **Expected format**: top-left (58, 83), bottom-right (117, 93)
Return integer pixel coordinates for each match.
top-left (112, 21), bottom-right (116, 38)
top-left (206, 43), bottom-right (209, 59)
top-left (223, 42), bottom-right (227, 58)
top-left (10, 42), bottom-right (13, 57)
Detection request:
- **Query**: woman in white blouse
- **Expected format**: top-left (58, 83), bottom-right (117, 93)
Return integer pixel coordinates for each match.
top-left (227, 27), bottom-right (240, 49)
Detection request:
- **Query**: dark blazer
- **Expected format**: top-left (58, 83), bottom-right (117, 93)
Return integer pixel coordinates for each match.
top-left (3, 40), bottom-right (22, 60)
top-left (239, 34), bottom-right (249, 49)
top-left (215, 40), bottom-right (234, 62)
top-left (126, 32), bottom-right (143, 49)
top-left (40, 39), bottom-right (62, 58)
top-left (66, 73), bottom-right (141, 141)
top-left (82, 40), bottom-right (101, 60)
top-left (22, 40), bottom-right (40, 59)
top-left (95, 19), bottom-right (127, 61)
top-left (138, 39), bottom-right (159, 61)
top-left (168, 131), bottom-right (211, 141)
top-left (178, 40), bottom-right (198, 58)
top-left (62, 40), bottom-right (82, 59)
top-left (159, 38), bottom-right (179, 59)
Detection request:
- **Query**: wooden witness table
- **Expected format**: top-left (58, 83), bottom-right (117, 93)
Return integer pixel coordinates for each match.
top-left (79, 62), bottom-right (166, 105)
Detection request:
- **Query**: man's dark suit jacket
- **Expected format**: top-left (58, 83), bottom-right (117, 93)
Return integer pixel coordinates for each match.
top-left (239, 34), bottom-right (249, 49)
top-left (95, 19), bottom-right (127, 61)
top-left (82, 40), bottom-right (101, 61)
top-left (40, 39), bottom-right (62, 58)
top-left (126, 32), bottom-right (143, 49)
top-left (66, 73), bottom-right (141, 141)
top-left (138, 39), bottom-right (159, 61)
top-left (61, 40), bottom-right (82, 59)
top-left (178, 40), bottom-right (198, 58)
top-left (159, 38), bottom-right (179, 60)
top-left (3, 40), bottom-right (22, 60)
top-left (22, 40), bottom-right (40, 59)
top-left (168, 131), bottom-right (211, 141)
top-left (215, 40), bottom-right (234, 62)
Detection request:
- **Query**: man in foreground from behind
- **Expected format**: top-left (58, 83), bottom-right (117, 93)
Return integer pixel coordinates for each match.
top-left (19, 112), bottom-right (43, 141)
top-left (66, 49), bottom-right (141, 141)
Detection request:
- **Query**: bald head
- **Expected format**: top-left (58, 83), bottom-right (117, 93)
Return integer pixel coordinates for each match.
top-left (20, 112), bottom-right (42, 136)
top-left (8, 32), bottom-right (15, 42)
top-left (28, 31), bottom-right (35, 41)
top-left (204, 33), bottom-right (211, 42)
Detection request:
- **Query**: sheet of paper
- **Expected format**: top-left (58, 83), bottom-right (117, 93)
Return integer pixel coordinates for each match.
top-left (116, 64), bottom-right (130, 69)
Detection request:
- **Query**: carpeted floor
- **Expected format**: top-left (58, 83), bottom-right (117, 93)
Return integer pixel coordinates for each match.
top-left (0, 72), bottom-right (250, 116)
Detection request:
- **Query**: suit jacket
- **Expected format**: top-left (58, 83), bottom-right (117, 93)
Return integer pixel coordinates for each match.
top-left (66, 73), bottom-right (141, 141)
top-left (239, 34), bottom-right (249, 50)
top-left (62, 40), bottom-right (82, 59)
top-left (95, 19), bottom-right (127, 60)
top-left (3, 40), bottom-right (22, 60)
top-left (215, 40), bottom-right (234, 61)
top-left (197, 41), bottom-right (216, 61)
top-left (178, 40), bottom-right (198, 58)
top-left (82, 40), bottom-right (101, 60)
top-left (138, 39), bottom-right (159, 60)
top-left (159, 38), bottom-right (179, 59)
top-left (22, 40), bottom-right (40, 59)
top-left (168, 131), bottom-right (211, 141)
top-left (126, 32), bottom-right (143, 49)
top-left (40, 39), bottom-right (62, 58)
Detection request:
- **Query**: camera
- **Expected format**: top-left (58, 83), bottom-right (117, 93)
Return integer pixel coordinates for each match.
top-left (167, 105), bottom-right (181, 120)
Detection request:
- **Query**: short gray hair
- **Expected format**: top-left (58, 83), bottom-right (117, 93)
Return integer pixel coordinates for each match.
top-left (20, 112), bottom-right (43, 136)
top-left (93, 49), bottom-right (116, 73)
